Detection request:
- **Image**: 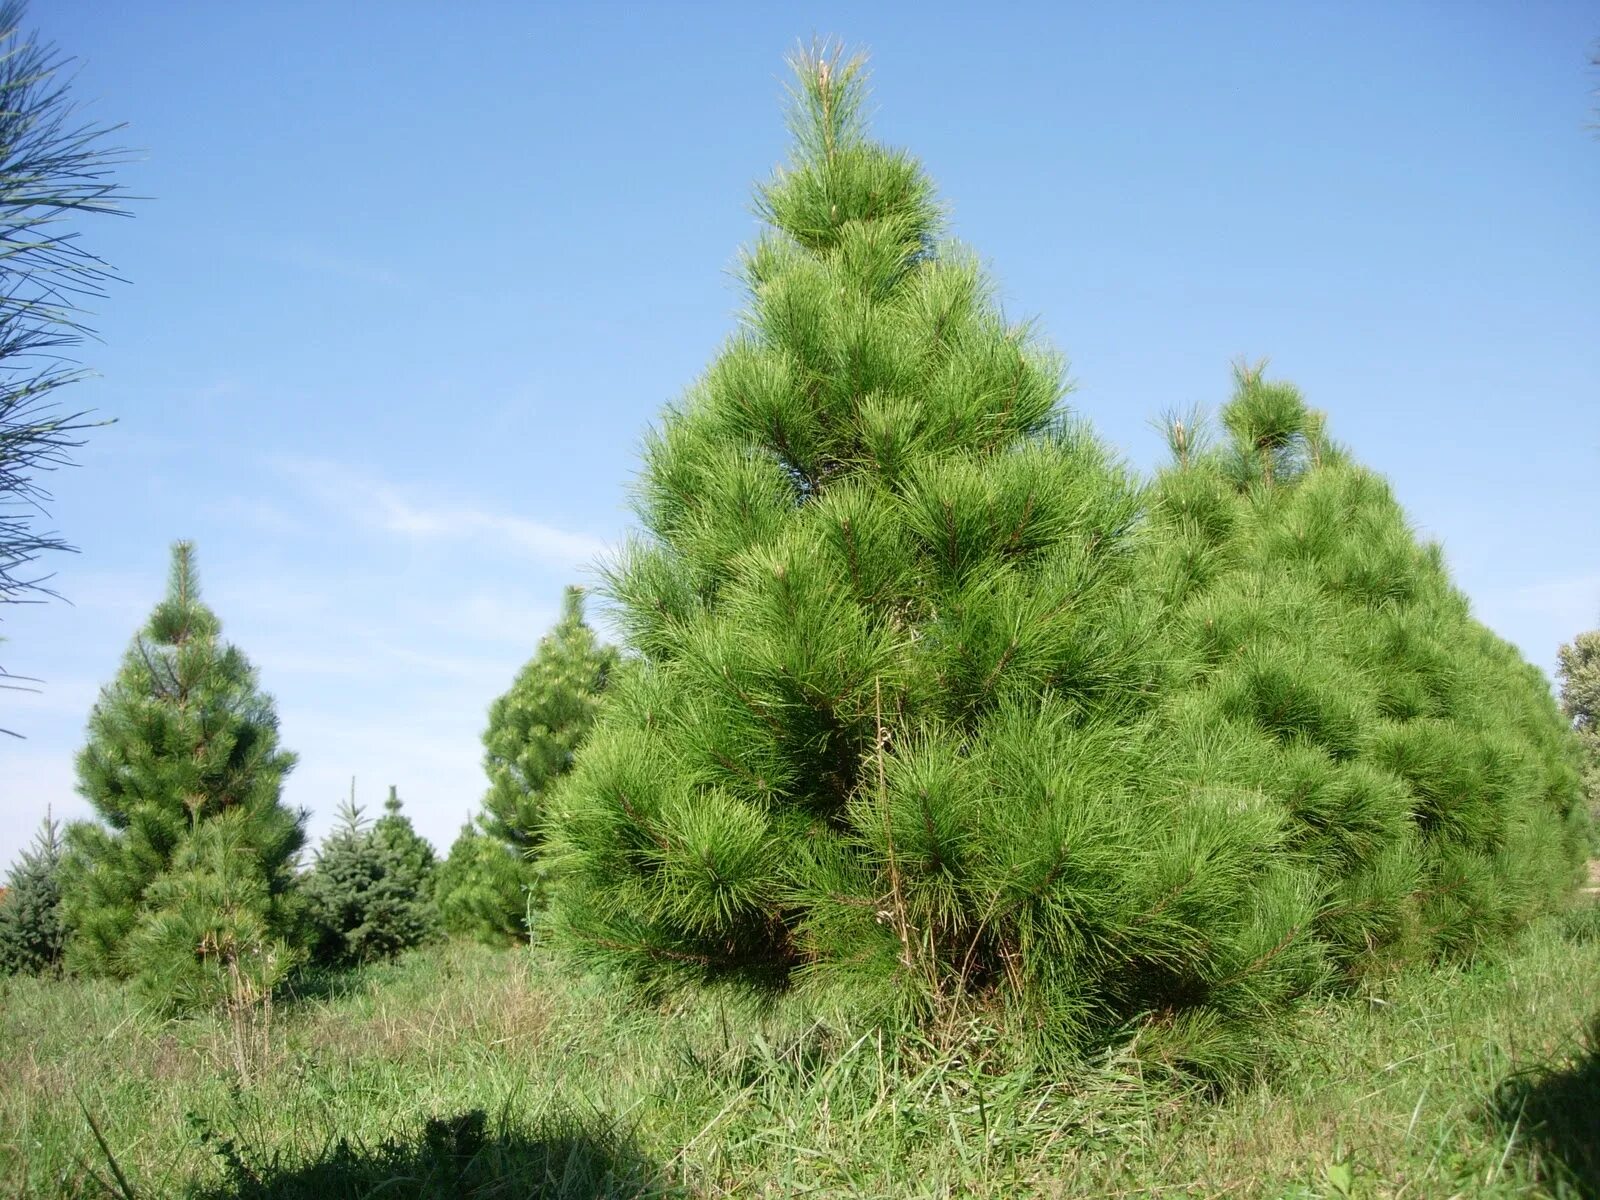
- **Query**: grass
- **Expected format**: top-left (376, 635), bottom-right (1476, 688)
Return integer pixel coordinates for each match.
top-left (3, 903), bottom-right (1599, 1199)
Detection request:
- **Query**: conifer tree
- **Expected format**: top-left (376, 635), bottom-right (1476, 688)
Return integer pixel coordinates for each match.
top-left (436, 818), bottom-right (529, 944)
top-left (0, 811), bottom-right (65, 975)
top-left (551, 49), bottom-right (1586, 1072)
top-left (551, 47), bottom-right (1164, 1058)
top-left (62, 541), bottom-right (303, 995)
top-left (302, 784), bottom-right (439, 964)
top-left (1137, 365), bottom-right (1586, 1065)
top-left (482, 586), bottom-right (616, 860)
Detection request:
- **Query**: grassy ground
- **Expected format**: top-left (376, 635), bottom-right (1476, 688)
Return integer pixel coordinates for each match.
top-left (3, 903), bottom-right (1598, 1199)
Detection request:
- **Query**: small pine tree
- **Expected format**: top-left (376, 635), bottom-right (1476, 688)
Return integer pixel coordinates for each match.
top-left (62, 541), bottom-right (303, 1004)
top-left (436, 818), bottom-right (530, 944)
top-left (1557, 629), bottom-right (1600, 841)
top-left (482, 586), bottom-right (617, 862)
top-left (302, 784), bottom-right (439, 965)
top-left (0, 811), bottom-right (65, 975)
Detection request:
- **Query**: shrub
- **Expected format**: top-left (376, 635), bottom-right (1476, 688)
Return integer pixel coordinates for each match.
top-left (436, 819), bottom-right (531, 945)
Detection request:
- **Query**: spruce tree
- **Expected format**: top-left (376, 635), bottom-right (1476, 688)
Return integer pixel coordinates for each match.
top-left (482, 586), bottom-right (616, 860)
top-left (436, 818), bottom-right (529, 944)
top-left (62, 541), bottom-right (303, 996)
top-left (302, 785), bottom-right (439, 964)
top-left (0, 811), bottom-right (65, 975)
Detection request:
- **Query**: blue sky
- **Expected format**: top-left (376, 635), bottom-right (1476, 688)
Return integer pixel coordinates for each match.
top-left (3, 1), bottom-right (1596, 867)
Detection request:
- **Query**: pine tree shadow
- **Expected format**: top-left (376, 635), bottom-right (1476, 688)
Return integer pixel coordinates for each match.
top-left (1492, 1013), bottom-right (1600, 1198)
top-left (185, 1107), bottom-right (672, 1200)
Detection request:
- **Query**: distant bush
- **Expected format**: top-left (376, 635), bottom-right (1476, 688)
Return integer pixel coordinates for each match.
top-left (302, 786), bottom-right (439, 965)
top-left (1557, 629), bottom-right (1600, 847)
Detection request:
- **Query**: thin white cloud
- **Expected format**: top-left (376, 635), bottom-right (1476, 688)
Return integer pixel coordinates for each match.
top-left (273, 456), bottom-right (609, 571)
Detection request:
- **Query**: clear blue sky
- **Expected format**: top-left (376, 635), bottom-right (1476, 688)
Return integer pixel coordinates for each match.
top-left (3, 1), bottom-right (1596, 867)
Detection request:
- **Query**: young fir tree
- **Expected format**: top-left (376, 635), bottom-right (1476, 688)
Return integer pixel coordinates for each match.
top-left (62, 541), bottom-right (303, 1006)
top-left (0, 811), bottom-right (65, 975)
top-left (436, 818), bottom-right (529, 944)
top-left (302, 785), bottom-right (439, 965)
top-left (1557, 629), bottom-right (1600, 841)
top-left (551, 48), bottom-right (1179, 1061)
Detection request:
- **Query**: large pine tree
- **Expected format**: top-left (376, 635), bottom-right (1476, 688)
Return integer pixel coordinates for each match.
top-left (62, 541), bottom-right (303, 993)
top-left (550, 49), bottom-right (1585, 1071)
top-left (550, 48), bottom-right (1159, 1052)
top-left (1131, 366), bottom-right (1586, 1068)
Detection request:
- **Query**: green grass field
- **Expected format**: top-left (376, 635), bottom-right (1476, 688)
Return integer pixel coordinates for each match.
top-left (3, 903), bottom-right (1598, 1199)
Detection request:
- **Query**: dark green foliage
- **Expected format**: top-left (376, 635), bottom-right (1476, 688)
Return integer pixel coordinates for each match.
top-left (436, 819), bottom-right (530, 945)
top-left (119, 808), bottom-right (302, 1011)
top-left (62, 541), bottom-right (304, 1009)
top-left (0, 812), bottom-right (65, 974)
top-left (551, 48), bottom-right (1585, 1074)
top-left (302, 786), bottom-right (440, 965)
top-left (481, 586), bottom-right (616, 861)
top-left (1557, 630), bottom-right (1600, 842)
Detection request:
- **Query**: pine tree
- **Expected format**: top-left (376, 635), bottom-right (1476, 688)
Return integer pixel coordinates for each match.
top-left (551, 47), bottom-right (1161, 1057)
top-left (482, 586), bottom-right (617, 861)
top-left (550, 49), bottom-right (1586, 1073)
top-left (1134, 364), bottom-right (1586, 1070)
top-left (436, 818), bottom-right (529, 944)
top-left (0, 811), bottom-right (65, 975)
top-left (1557, 629), bottom-right (1600, 841)
top-left (302, 784), bottom-right (439, 964)
top-left (61, 541), bottom-right (303, 997)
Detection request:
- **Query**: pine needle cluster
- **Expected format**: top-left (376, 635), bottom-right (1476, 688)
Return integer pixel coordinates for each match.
top-left (548, 47), bottom-right (1586, 1072)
